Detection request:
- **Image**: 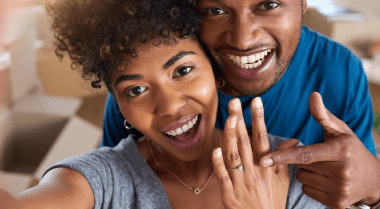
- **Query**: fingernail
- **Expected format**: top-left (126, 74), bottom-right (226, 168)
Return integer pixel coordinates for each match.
top-left (254, 97), bottom-right (262, 109)
top-left (262, 158), bottom-right (273, 167)
top-left (230, 116), bottom-right (237, 129)
top-left (232, 99), bottom-right (241, 111)
top-left (215, 148), bottom-right (222, 158)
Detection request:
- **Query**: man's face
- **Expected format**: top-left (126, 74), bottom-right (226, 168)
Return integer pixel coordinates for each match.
top-left (198, 0), bottom-right (307, 97)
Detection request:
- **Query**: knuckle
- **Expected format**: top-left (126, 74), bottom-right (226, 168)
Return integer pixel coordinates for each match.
top-left (219, 175), bottom-right (230, 185)
top-left (227, 152), bottom-right (240, 162)
top-left (239, 133), bottom-right (250, 146)
top-left (227, 132), bottom-right (236, 139)
top-left (252, 130), bottom-right (268, 142)
top-left (334, 196), bottom-right (350, 209)
top-left (335, 139), bottom-right (354, 161)
top-left (236, 115), bottom-right (244, 123)
top-left (297, 146), bottom-right (313, 164)
top-left (258, 131), bottom-right (268, 143)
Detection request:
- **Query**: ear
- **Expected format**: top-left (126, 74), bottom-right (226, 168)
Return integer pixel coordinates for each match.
top-left (302, 0), bottom-right (308, 14)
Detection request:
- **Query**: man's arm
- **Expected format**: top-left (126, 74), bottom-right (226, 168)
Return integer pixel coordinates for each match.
top-left (260, 92), bottom-right (380, 209)
top-left (101, 93), bottom-right (143, 147)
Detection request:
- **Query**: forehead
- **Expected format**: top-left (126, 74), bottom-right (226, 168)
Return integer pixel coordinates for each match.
top-left (111, 38), bottom-right (204, 78)
top-left (199, 0), bottom-right (298, 4)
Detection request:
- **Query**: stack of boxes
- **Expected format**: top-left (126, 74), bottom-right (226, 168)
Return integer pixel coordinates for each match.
top-left (0, 3), bottom-right (104, 194)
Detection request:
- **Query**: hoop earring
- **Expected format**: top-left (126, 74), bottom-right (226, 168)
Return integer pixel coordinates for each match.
top-left (124, 120), bottom-right (133, 129)
top-left (216, 78), bottom-right (225, 88)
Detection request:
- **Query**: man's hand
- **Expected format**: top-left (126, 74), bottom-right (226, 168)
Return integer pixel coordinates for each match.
top-left (259, 92), bottom-right (380, 209)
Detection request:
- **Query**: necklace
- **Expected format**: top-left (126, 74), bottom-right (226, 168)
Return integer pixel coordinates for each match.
top-left (147, 139), bottom-right (214, 194)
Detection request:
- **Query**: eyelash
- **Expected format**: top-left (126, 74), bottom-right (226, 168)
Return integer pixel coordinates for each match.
top-left (257, 1), bottom-right (281, 11)
top-left (201, 7), bottom-right (227, 16)
top-left (201, 1), bottom-right (281, 16)
top-left (125, 66), bottom-right (194, 98)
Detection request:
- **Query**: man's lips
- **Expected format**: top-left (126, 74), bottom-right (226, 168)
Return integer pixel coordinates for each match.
top-left (223, 49), bottom-right (276, 79)
top-left (225, 48), bottom-right (274, 69)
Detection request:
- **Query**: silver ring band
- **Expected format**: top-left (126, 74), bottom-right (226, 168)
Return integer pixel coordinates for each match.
top-left (227, 162), bottom-right (243, 171)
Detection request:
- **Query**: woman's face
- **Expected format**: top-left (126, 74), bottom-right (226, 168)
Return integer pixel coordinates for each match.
top-left (112, 38), bottom-right (218, 162)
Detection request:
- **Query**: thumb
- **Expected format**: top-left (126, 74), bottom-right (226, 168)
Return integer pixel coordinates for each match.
top-left (309, 92), bottom-right (350, 138)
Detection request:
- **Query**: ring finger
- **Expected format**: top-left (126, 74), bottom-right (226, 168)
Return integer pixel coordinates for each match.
top-left (222, 115), bottom-right (243, 182)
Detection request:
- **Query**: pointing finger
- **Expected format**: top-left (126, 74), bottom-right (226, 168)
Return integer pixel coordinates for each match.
top-left (260, 142), bottom-right (339, 167)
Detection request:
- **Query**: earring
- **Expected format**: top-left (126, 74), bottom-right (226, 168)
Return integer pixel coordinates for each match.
top-left (216, 78), bottom-right (225, 88)
top-left (124, 120), bottom-right (133, 129)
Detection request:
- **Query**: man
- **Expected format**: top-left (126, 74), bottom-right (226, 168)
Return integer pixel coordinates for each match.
top-left (102, 0), bottom-right (380, 208)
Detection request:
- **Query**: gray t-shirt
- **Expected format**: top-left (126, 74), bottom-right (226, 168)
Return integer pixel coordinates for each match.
top-left (43, 135), bottom-right (327, 209)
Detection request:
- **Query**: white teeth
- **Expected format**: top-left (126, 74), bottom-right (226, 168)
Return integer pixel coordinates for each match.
top-left (255, 53), bottom-right (261, 61)
top-left (240, 56), bottom-right (247, 64)
top-left (226, 49), bottom-right (272, 69)
top-left (182, 124), bottom-right (189, 132)
top-left (175, 128), bottom-right (183, 135)
top-left (235, 56), bottom-right (241, 63)
top-left (165, 115), bottom-right (198, 137)
top-left (247, 55), bottom-right (256, 63)
top-left (188, 121), bottom-right (193, 128)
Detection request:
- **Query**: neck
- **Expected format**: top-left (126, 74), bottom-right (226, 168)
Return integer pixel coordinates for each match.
top-left (149, 128), bottom-right (222, 179)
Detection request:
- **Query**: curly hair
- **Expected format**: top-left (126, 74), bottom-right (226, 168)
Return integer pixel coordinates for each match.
top-left (46, 0), bottom-right (202, 93)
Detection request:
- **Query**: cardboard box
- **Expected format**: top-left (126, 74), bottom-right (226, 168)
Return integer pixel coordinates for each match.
top-left (0, 48), bottom-right (11, 117)
top-left (0, 94), bottom-right (102, 195)
top-left (302, 7), bottom-right (380, 58)
top-left (0, 3), bottom-right (103, 196)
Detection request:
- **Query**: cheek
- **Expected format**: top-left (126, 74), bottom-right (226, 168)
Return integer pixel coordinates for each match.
top-left (194, 75), bottom-right (218, 108)
top-left (269, 15), bottom-right (302, 56)
top-left (120, 103), bottom-right (153, 133)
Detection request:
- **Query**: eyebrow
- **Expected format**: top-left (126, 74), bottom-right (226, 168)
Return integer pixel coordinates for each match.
top-left (114, 50), bottom-right (196, 87)
top-left (203, 0), bottom-right (224, 2)
top-left (114, 74), bottom-right (143, 87)
top-left (163, 51), bottom-right (196, 69)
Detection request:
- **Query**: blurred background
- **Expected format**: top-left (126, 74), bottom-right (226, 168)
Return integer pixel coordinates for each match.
top-left (0, 0), bottom-right (380, 195)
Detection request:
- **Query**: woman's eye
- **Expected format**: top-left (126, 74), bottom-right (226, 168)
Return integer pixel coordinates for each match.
top-left (257, 2), bottom-right (280, 10)
top-left (173, 66), bottom-right (194, 78)
top-left (202, 7), bottom-right (227, 16)
top-left (126, 86), bottom-right (147, 97)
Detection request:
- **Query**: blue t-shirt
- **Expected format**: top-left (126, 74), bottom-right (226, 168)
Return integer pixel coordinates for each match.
top-left (101, 26), bottom-right (376, 156)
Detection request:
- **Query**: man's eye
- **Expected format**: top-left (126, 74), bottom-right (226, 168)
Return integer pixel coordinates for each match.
top-left (126, 86), bottom-right (147, 97)
top-left (257, 2), bottom-right (280, 10)
top-left (173, 66), bottom-right (193, 78)
top-left (202, 7), bottom-right (227, 16)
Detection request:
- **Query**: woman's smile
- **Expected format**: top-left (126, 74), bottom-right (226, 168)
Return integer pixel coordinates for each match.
top-left (113, 38), bottom-right (219, 160)
top-left (163, 114), bottom-right (203, 149)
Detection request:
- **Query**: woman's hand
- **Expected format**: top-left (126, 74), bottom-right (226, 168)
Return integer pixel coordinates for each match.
top-left (212, 98), bottom-right (294, 209)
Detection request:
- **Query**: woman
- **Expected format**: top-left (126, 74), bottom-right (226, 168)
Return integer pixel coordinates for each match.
top-left (0, 0), bottom-right (327, 208)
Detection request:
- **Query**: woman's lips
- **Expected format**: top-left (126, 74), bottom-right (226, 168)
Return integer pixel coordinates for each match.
top-left (163, 114), bottom-right (203, 149)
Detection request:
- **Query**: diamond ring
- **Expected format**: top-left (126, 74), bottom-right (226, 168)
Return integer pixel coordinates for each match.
top-left (227, 162), bottom-right (243, 171)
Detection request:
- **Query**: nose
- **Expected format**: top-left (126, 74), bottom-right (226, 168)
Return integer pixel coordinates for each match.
top-left (154, 84), bottom-right (187, 117)
top-left (226, 12), bottom-right (261, 50)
